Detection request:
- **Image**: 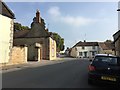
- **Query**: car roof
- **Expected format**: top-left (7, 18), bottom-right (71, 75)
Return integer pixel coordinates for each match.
top-left (95, 54), bottom-right (116, 57)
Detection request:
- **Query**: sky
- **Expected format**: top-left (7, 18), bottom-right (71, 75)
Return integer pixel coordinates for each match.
top-left (5, 1), bottom-right (118, 49)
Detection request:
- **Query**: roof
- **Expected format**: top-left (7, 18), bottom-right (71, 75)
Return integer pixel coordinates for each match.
top-left (117, 9), bottom-right (120, 11)
top-left (0, 0), bottom-right (15, 19)
top-left (98, 42), bottom-right (114, 50)
top-left (14, 30), bottom-right (30, 38)
top-left (14, 29), bottom-right (51, 39)
top-left (73, 41), bottom-right (98, 47)
top-left (14, 10), bottom-right (51, 39)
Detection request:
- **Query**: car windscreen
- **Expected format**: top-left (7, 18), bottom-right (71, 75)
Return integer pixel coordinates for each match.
top-left (93, 56), bottom-right (118, 65)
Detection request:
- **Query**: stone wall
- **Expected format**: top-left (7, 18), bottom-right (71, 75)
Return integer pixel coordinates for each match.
top-left (10, 46), bottom-right (28, 65)
top-left (115, 37), bottom-right (120, 56)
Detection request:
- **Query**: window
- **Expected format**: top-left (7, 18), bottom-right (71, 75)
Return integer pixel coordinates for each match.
top-left (82, 46), bottom-right (85, 49)
top-left (79, 52), bottom-right (82, 56)
top-left (84, 52), bottom-right (87, 58)
top-left (92, 51), bottom-right (95, 56)
top-left (52, 48), bottom-right (54, 57)
top-left (93, 56), bottom-right (118, 65)
top-left (92, 46), bottom-right (95, 49)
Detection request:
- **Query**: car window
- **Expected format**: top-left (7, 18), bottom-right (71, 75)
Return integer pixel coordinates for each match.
top-left (93, 56), bottom-right (117, 65)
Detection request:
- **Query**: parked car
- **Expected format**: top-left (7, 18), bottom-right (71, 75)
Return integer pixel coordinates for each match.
top-left (88, 54), bottom-right (120, 86)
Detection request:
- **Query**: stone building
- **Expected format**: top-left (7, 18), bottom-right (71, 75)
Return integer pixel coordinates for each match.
top-left (113, 4), bottom-right (120, 57)
top-left (98, 42), bottom-right (115, 55)
top-left (14, 10), bottom-right (56, 61)
top-left (0, 1), bottom-right (15, 64)
top-left (113, 30), bottom-right (120, 56)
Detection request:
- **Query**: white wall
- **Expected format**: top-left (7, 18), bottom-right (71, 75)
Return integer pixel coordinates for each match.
top-left (49, 37), bottom-right (56, 60)
top-left (0, 14), bottom-right (14, 63)
top-left (70, 46), bottom-right (99, 58)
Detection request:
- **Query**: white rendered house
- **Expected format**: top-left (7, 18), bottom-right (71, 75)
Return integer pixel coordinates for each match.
top-left (0, 1), bottom-right (15, 63)
top-left (70, 41), bottom-right (99, 58)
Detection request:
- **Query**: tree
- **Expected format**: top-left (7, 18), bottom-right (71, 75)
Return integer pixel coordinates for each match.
top-left (14, 22), bottom-right (22, 30)
top-left (52, 32), bottom-right (65, 52)
top-left (14, 22), bottom-right (30, 31)
top-left (105, 40), bottom-right (112, 42)
top-left (21, 26), bottom-right (30, 30)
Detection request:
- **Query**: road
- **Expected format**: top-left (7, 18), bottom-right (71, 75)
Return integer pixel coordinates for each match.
top-left (2, 58), bottom-right (110, 88)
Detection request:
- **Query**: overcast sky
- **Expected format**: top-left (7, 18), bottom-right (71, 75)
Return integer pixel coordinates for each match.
top-left (6, 2), bottom-right (118, 49)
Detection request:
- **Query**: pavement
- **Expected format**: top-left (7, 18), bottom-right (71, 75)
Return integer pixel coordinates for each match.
top-left (1, 57), bottom-right (66, 73)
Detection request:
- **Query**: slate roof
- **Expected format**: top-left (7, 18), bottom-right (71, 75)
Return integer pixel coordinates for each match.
top-left (73, 41), bottom-right (98, 47)
top-left (0, 0), bottom-right (15, 19)
top-left (14, 30), bottom-right (30, 39)
top-left (14, 29), bottom-right (51, 39)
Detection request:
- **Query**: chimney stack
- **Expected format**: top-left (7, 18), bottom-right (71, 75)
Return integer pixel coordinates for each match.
top-left (36, 9), bottom-right (41, 23)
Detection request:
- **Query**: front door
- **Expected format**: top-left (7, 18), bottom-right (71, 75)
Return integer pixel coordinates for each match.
top-left (84, 52), bottom-right (87, 58)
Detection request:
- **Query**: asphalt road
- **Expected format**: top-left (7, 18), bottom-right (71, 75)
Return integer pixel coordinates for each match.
top-left (2, 58), bottom-right (111, 88)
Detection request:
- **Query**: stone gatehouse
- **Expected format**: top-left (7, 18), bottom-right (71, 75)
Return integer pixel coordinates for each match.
top-left (14, 10), bottom-right (56, 61)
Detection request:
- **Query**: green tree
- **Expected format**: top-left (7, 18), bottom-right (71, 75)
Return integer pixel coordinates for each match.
top-left (52, 33), bottom-right (65, 52)
top-left (14, 22), bottom-right (22, 30)
top-left (14, 22), bottom-right (30, 31)
top-left (21, 26), bottom-right (30, 30)
top-left (105, 40), bottom-right (112, 42)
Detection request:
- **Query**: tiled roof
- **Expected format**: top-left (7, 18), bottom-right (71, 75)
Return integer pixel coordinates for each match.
top-left (99, 42), bottom-right (114, 50)
top-left (74, 41), bottom-right (98, 47)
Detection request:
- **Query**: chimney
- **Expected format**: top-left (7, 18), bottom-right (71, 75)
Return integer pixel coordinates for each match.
top-left (36, 9), bottom-right (41, 23)
top-left (45, 28), bottom-right (48, 32)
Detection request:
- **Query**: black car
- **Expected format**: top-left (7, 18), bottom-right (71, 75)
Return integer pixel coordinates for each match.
top-left (88, 54), bottom-right (120, 86)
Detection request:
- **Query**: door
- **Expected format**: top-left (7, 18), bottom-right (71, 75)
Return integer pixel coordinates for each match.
top-left (84, 52), bottom-right (87, 58)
